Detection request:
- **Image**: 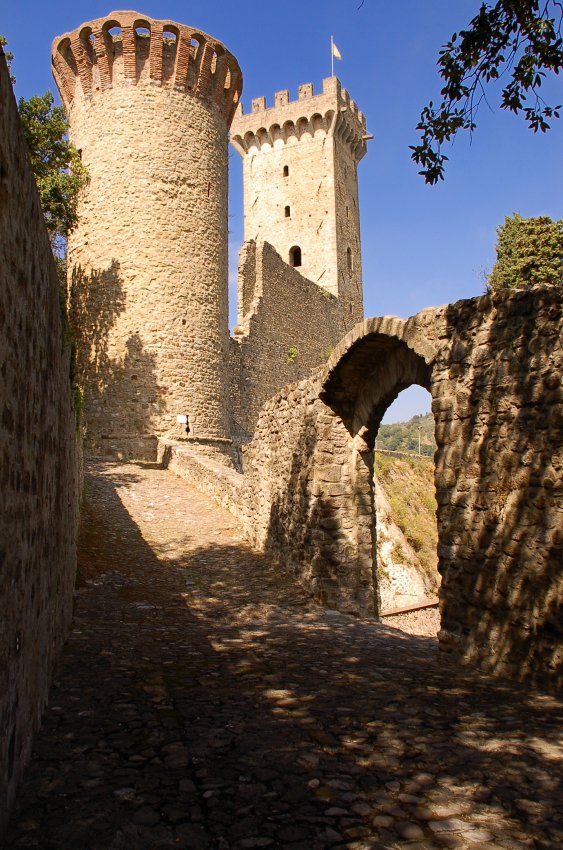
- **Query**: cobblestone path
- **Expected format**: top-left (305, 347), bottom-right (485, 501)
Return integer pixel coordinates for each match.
top-left (5, 462), bottom-right (562, 850)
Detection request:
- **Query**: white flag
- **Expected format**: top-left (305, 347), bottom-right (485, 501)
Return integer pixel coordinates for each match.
top-left (332, 41), bottom-right (342, 60)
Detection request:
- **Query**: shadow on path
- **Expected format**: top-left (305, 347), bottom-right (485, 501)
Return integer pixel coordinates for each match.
top-left (5, 462), bottom-right (562, 850)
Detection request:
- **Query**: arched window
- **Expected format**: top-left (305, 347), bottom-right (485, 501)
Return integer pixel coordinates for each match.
top-left (289, 246), bottom-right (302, 268)
top-left (347, 247), bottom-right (353, 273)
top-left (285, 205), bottom-right (291, 218)
top-left (283, 165), bottom-right (289, 177)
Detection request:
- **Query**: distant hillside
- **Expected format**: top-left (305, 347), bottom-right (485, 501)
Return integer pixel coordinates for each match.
top-left (376, 412), bottom-right (435, 456)
top-left (374, 451), bottom-right (439, 611)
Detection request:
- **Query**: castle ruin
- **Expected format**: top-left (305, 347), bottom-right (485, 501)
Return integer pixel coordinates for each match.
top-left (53, 12), bottom-right (242, 461)
top-left (0, 9), bottom-right (561, 835)
top-left (52, 10), bottom-right (367, 460)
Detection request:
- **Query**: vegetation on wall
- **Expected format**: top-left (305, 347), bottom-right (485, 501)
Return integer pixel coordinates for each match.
top-left (376, 412), bottom-right (436, 456)
top-left (0, 35), bottom-right (14, 83)
top-left (18, 93), bottom-right (89, 257)
top-left (2, 37), bottom-right (89, 266)
top-left (2, 36), bottom-right (88, 425)
top-left (487, 213), bottom-right (563, 290)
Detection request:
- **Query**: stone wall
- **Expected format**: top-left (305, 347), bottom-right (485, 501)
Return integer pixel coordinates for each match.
top-left (433, 288), bottom-right (562, 688)
top-left (231, 76), bottom-right (366, 318)
top-left (230, 240), bottom-right (349, 436)
top-left (53, 12), bottom-right (242, 461)
top-left (240, 375), bottom-right (375, 613)
top-left (158, 439), bottom-right (244, 519)
top-left (237, 288), bottom-right (561, 689)
top-left (0, 51), bottom-right (79, 830)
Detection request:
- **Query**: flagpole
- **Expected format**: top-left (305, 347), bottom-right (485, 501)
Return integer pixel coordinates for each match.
top-left (331, 35), bottom-right (334, 77)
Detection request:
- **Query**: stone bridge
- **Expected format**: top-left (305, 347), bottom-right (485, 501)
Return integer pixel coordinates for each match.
top-left (222, 290), bottom-right (561, 690)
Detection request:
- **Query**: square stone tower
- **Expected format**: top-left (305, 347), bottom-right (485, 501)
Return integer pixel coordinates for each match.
top-left (230, 77), bottom-right (368, 325)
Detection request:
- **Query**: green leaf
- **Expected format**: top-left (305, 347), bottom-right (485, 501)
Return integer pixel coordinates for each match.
top-left (411, 1), bottom-right (563, 182)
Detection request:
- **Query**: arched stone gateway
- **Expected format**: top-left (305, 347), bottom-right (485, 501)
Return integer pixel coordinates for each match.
top-left (241, 288), bottom-right (562, 689)
top-left (320, 315), bottom-right (438, 614)
top-left (322, 314), bottom-right (437, 438)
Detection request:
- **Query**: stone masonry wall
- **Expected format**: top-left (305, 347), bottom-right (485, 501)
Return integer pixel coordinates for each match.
top-left (53, 13), bottom-right (242, 460)
top-left (230, 240), bottom-right (349, 437)
top-left (333, 132), bottom-right (363, 324)
top-left (240, 376), bottom-right (375, 614)
top-left (238, 288), bottom-right (561, 689)
top-left (432, 287), bottom-right (562, 688)
top-left (0, 51), bottom-right (79, 830)
top-left (231, 76), bottom-right (365, 319)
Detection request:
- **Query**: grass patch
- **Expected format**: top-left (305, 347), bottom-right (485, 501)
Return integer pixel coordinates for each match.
top-left (375, 452), bottom-right (438, 581)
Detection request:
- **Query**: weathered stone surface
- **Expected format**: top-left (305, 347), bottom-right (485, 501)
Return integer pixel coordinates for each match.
top-left (228, 78), bottom-right (369, 438)
top-left (234, 287), bottom-right (562, 689)
top-left (231, 77), bottom-right (365, 314)
top-left (52, 11), bottom-right (243, 459)
top-left (1, 11), bottom-right (561, 845)
top-left (229, 241), bottom-right (352, 437)
top-left (0, 50), bottom-right (79, 832)
top-left (5, 462), bottom-right (562, 849)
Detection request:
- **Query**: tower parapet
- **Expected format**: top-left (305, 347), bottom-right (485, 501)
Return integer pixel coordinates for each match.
top-left (231, 78), bottom-right (369, 321)
top-left (52, 11), bottom-right (242, 461)
top-left (230, 77), bottom-right (367, 163)
top-left (52, 10), bottom-right (242, 126)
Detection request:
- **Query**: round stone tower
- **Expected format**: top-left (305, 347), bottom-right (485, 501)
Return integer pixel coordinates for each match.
top-left (52, 11), bottom-right (242, 461)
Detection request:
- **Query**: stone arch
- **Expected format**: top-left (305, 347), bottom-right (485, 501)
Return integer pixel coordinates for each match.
top-left (269, 123), bottom-right (284, 149)
top-left (289, 245), bottom-right (302, 268)
top-left (133, 18), bottom-right (152, 82)
top-left (161, 24), bottom-right (180, 86)
top-left (296, 115), bottom-right (311, 140)
top-left (133, 19), bottom-right (152, 36)
top-left (210, 43), bottom-right (228, 106)
top-left (283, 120), bottom-right (297, 145)
top-left (78, 26), bottom-right (96, 63)
top-left (256, 126), bottom-right (271, 150)
top-left (53, 37), bottom-right (77, 104)
top-left (322, 315), bottom-right (438, 442)
top-left (101, 19), bottom-right (123, 82)
top-left (103, 20), bottom-right (122, 41)
top-left (241, 292), bottom-right (561, 686)
top-left (243, 130), bottom-right (257, 153)
top-left (321, 316), bottom-right (439, 614)
top-left (311, 112), bottom-right (326, 136)
top-left (190, 31), bottom-right (207, 93)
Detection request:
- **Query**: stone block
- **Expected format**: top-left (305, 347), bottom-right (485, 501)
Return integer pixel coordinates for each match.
top-left (315, 466), bottom-right (342, 483)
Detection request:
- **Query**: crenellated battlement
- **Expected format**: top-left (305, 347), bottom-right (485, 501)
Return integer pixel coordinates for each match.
top-left (231, 76), bottom-right (368, 162)
top-left (52, 10), bottom-right (243, 126)
top-left (239, 77), bottom-right (365, 125)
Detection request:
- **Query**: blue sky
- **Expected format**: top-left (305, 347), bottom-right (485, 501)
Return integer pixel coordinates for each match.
top-left (3, 1), bottom-right (563, 421)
